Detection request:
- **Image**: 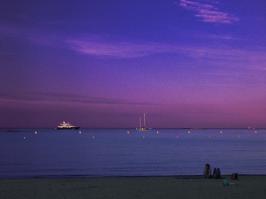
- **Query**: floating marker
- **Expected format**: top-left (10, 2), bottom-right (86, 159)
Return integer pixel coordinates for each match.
top-left (34, 131), bottom-right (38, 134)
top-left (127, 130), bottom-right (130, 134)
top-left (23, 137), bottom-right (26, 140)
top-left (220, 130), bottom-right (223, 134)
top-left (79, 130), bottom-right (82, 134)
top-left (156, 130), bottom-right (159, 134)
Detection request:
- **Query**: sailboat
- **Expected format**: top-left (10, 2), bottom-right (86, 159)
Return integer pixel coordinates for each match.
top-left (137, 113), bottom-right (151, 132)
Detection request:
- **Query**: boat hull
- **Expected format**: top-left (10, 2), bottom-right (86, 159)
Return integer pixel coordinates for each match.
top-left (136, 128), bottom-right (152, 132)
top-left (56, 127), bottom-right (80, 130)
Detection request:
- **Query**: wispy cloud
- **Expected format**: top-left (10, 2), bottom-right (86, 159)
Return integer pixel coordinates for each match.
top-left (66, 39), bottom-right (175, 58)
top-left (2, 23), bottom-right (265, 71)
top-left (0, 92), bottom-right (158, 106)
top-left (201, 34), bottom-right (238, 41)
top-left (179, 0), bottom-right (239, 24)
top-left (66, 37), bottom-right (266, 70)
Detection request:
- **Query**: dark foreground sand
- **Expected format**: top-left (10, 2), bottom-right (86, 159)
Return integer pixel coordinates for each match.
top-left (0, 176), bottom-right (266, 199)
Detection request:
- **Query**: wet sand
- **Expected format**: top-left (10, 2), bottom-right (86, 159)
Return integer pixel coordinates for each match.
top-left (0, 175), bottom-right (266, 199)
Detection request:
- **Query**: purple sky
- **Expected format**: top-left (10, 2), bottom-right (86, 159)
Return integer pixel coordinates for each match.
top-left (1, 0), bottom-right (266, 128)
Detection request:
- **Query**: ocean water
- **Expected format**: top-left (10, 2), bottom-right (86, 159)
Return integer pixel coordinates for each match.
top-left (0, 128), bottom-right (266, 178)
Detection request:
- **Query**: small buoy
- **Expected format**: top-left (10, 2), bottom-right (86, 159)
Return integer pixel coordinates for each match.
top-left (187, 130), bottom-right (191, 134)
top-left (23, 137), bottom-right (26, 140)
top-left (156, 130), bottom-right (159, 134)
top-left (79, 130), bottom-right (82, 134)
top-left (34, 131), bottom-right (38, 134)
top-left (127, 130), bottom-right (130, 134)
top-left (219, 130), bottom-right (223, 134)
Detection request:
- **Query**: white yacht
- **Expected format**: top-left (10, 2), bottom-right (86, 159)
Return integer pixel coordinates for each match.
top-left (57, 121), bottom-right (80, 130)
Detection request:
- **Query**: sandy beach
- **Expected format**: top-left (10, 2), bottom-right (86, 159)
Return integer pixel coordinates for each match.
top-left (0, 175), bottom-right (266, 199)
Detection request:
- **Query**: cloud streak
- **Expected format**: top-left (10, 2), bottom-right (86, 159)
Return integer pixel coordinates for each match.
top-left (66, 39), bottom-right (174, 58)
top-left (179, 0), bottom-right (239, 24)
top-left (2, 23), bottom-right (265, 71)
top-left (0, 92), bottom-right (158, 106)
top-left (66, 37), bottom-right (266, 70)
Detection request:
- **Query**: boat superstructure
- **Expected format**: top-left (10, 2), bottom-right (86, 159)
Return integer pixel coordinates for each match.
top-left (57, 121), bottom-right (80, 130)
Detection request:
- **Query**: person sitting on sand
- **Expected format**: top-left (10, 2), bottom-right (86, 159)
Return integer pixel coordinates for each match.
top-left (213, 168), bottom-right (217, 178)
top-left (213, 168), bottom-right (221, 179)
top-left (231, 173), bottom-right (238, 180)
top-left (217, 168), bottom-right (221, 179)
top-left (204, 163), bottom-right (212, 178)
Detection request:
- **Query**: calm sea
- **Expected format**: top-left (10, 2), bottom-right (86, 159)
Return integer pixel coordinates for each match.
top-left (0, 128), bottom-right (266, 178)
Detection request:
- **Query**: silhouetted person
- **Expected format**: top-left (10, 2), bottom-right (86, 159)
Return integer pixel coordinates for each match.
top-left (218, 168), bottom-right (221, 178)
top-left (204, 163), bottom-right (212, 178)
top-left (213, 168), bottom-right (221, 179)
top-left (213, 168), bottom-right (217, 178)
top-left (231, 173), bottom-right (238, 180)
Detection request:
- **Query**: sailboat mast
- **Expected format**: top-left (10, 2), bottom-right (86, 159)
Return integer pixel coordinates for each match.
top-left (143, 113), bottom-right (146, 128)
